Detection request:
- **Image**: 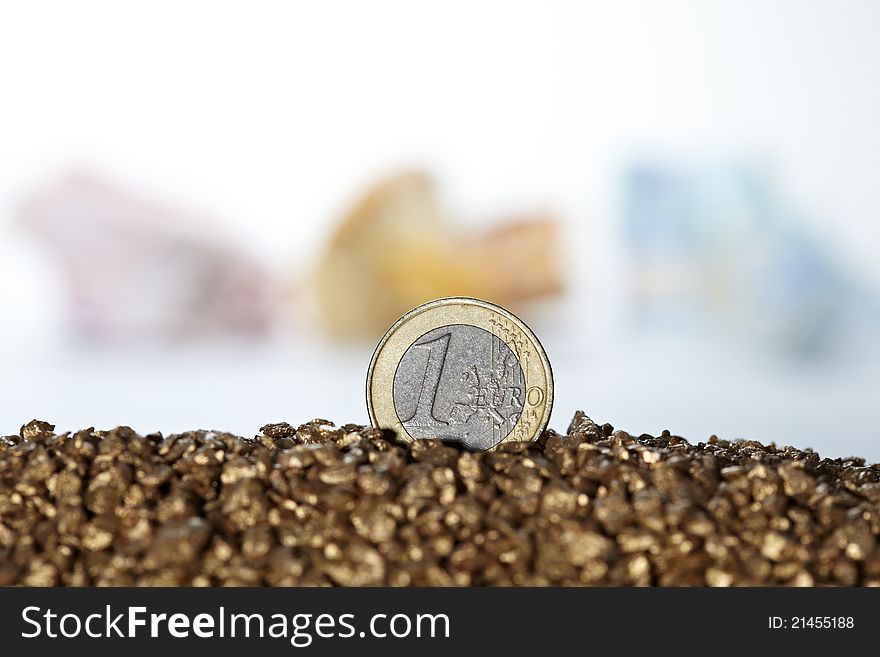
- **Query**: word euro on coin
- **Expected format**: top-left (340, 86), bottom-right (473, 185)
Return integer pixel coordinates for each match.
top-left (366, 297), bottom-right (553, 451)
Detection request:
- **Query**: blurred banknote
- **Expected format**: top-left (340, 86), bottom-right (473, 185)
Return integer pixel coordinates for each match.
top-left (308, 171), bottom-right (564, 340)
top-left (18, 172), bottom-right (271, 341)
top-left (623, 161), bottom-right (876, 355)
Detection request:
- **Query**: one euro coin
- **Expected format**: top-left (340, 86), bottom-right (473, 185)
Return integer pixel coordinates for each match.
top-left (366, 297), bottom-right (553, 451)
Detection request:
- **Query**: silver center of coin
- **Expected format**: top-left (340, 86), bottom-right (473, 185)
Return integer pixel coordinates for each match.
top-left (393, 324), bottom-right (525, 450)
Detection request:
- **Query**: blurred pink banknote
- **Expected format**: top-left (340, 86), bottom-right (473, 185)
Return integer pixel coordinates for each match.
top-left (18, 172), bottom-right (271, 341)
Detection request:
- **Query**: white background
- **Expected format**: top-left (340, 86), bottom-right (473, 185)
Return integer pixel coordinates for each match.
top-left (1, 1), bottom-right (878, 458)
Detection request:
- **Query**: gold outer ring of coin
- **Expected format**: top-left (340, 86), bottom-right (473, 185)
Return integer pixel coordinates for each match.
top-left (366, 296), bottom-right (553, 451)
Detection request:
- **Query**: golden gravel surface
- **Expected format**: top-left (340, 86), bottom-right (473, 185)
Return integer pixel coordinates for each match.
top-left (1, 413), bottom-right (879, 586)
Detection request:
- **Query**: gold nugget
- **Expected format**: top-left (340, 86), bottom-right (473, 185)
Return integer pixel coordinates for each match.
top-left (3, 415), bottom-right (880, 585)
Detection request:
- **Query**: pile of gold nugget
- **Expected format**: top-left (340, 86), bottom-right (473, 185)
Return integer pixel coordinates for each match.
top-left (1, 413), bottom-right (878, 586)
